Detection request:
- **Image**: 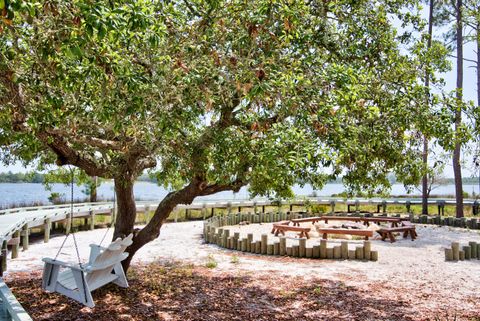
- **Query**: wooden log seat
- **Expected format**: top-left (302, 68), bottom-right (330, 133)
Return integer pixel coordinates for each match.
top-left (271, 224), bottom-right (310, 239)
top-left (376, 226), bottom-right (417, 243)
top-left (316, 228), bottom-right (373, 240)
top-left (291, 217), bottom-right (323, 226)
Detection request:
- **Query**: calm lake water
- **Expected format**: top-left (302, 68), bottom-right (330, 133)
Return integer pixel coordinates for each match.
top-left (0, 182), bottom-right (478, 208)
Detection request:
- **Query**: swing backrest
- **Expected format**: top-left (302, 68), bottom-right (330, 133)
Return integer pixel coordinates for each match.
top-left (85, 234), bottom-right (133, 289)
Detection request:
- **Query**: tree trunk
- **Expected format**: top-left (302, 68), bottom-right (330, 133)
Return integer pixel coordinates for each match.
top-left (453, 0), bottom-right (464, 218)
top-left (422, 0), bottom-right (435, 215)
top-left (113, 178), bottom-right (137, 240)
top-left (121, 179), bottom-right (207, 272)
top-left (477, 20), bottom-right (480, 197)
top-left (90, 176), bottom-right (97, 203)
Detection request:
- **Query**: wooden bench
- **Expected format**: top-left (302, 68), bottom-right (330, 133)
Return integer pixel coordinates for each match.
top-left (291, 217), bottom-right (323, 226)
top-left (376, 226), bottom-right (417, 243)
top-left (362, 217), bottom-right (402, 227)
top-left (271, 224), bottom-right (310, 239)
top-left (316, 228), bottom-right (373, 240)
top-left (319, 216), bottom-right (364, 224)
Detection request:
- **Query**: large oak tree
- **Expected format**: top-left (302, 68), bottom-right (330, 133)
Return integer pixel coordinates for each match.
top-left (1, 0), bottom-right (441, 270)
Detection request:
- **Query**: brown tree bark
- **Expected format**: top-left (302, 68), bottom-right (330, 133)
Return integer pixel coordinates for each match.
top-left (422, 0), bottom-right (435, 215)
top-left (453, 0), bottom-right (464, 218)
top-left (113, 177), bottom-right (138, 240)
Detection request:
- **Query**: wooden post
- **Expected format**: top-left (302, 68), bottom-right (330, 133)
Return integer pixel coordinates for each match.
top-left (355, 246), bottom-right (364, 260)
top-left (253, 202), bottom-right (257, 214)
top-left (305, 247), bottom-right (313, 258)
top-left (341, 241), bottom-right (348, 259)
top-left (21, 224), bottom-right (29, 251)
top-left (261, 234), bottom-right (268, 254)
top-left (330, 201), bottom-right (335, 214)
top-left (445, 248), bottom-right (453, 261)
top-left (452, 242), bottom-right (460, 261)
top-left (279, 237), bottom-right (286, 256)
top-left (320, 239), bottom-right (327, 259)
top-left (469, 242), bottom-right (477, 259)
top-left (326, 247), bottom-right (334, 259)
top-left (250, 241), bottom-right (256, 253)
top-left (292, 245), bottom-right (299, 257)
top-left (363, 241), bottom-right (371, 261)
top-left (233, 232), bottom-right (240, 250)
top-left (333, 246), bottom-right (341, 259)
top-left (312, 245), bottom-right (320, 258)
top-left (348, 249), bottom-right (356, 260)
top-left (273, 241), bottom-right (280, 255)
top-left (223, 230), bottom-right (229, 248)
top-left (65, 216), bottom-right (72, 234)
top-left (247, 233), bottom-right (253, 252)
top-left (459, 250), bottom-right (465, 261)
top-left (1, 240), bottom-right (7, 274)
top-left (382, 201), bottom-right (387, 214)
top-left (255, 241), bottom-right (261, 254)
top-left (227, 202), bottom-right (232, 215)
top-left (267, 244), bottom-right (274, 255)
top-left (144, 206), bottom-right (150, 223)
top-left (299, 238), bottom-right (306, 258)
top-left (89, 211), bottom-right (95, 230)
top-left (241, 238), bottom-right (247, 252)
top-left (463, 246), bottom-right (471, 260)
top-left (11, 231), bottom-right (20, 259)
top-left (44, 218), bottom-right (51, 243)
top-left (370, 250), bottom-right (378, 261)
top-left (286, 246), bottom-right (292, 256)
top-left (355, 200), bottom-right (360, 214)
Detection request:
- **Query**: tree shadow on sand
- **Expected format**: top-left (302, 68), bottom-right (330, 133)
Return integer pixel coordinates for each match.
top-left (6, 261), bottom-right (463, 321)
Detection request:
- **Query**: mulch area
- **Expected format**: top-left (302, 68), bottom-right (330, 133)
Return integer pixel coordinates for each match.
top-left (5, 262), bottom-right (479, 321)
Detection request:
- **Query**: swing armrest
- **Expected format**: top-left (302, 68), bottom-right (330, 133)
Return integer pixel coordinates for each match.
top-left (42, 258), bottom-right (84, 272)
top-left (88, 244), bottom-right (105, 264)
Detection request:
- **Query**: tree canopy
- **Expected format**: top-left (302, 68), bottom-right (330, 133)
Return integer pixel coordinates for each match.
top-left (0, 0), bottom-right (449, 268)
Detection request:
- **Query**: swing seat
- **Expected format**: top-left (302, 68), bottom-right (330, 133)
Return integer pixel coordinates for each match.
top-left (42, 234), bottom-right (133, 308)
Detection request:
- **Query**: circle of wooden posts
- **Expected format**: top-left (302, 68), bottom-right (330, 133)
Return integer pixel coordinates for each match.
top-left (203, 212), bottom-right (378, 262)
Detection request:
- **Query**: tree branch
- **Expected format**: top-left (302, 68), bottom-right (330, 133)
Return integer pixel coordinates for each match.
top-left (44, 128), bottom-right (126, 150)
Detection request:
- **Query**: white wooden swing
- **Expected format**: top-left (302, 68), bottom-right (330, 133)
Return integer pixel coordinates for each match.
top-left (41, 170), bottom-right (133, 308)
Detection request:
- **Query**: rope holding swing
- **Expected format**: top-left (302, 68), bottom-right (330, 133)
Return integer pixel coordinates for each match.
top-left (53, 166), bottom-right (83, 268)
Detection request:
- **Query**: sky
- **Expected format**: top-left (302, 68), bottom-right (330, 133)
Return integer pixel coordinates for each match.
top-left (0, 6), bottom-right (478, 179)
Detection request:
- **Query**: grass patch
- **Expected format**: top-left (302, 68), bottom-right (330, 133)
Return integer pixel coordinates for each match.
top-left (205, 254), bottom-right (218, 268)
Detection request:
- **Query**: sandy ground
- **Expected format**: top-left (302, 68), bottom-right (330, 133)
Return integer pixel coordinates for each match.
top-left (6, 221), bottom-right (480, 317)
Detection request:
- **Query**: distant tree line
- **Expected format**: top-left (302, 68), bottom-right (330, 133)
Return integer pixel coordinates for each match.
top-left (0, 171), bottom-right (158, 184)
top-left (0, 171), bottom-right (44, 183)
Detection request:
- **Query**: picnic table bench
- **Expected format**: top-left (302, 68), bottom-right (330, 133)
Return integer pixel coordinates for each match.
top-left (376, 225), bottom-right (417, 243)
top-left (271, 224), bottom-right (310, 239)
top-left (316, 228), bottom-right (373, 240)
top-left (362, 217), bottom-right (402, 227)
top-left (291, 217), bottom-right (323, 226)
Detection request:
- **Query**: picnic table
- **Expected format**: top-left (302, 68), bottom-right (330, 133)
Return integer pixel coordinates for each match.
top-left (376, 225), bottom-right (417, 243)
